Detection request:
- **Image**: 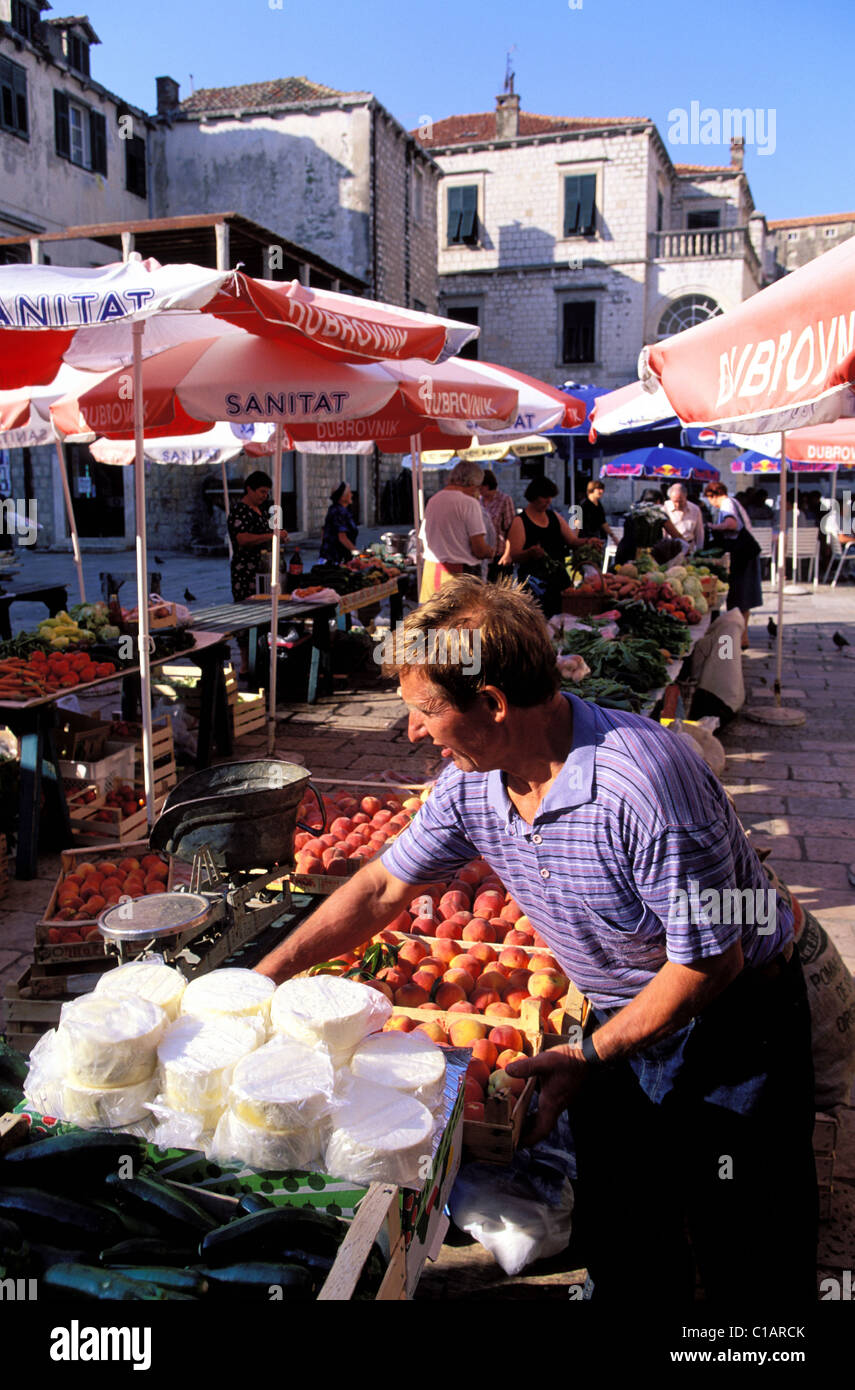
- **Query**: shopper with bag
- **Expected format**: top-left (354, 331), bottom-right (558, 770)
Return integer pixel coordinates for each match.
top-left (703, 482), bottom-right (762, 649)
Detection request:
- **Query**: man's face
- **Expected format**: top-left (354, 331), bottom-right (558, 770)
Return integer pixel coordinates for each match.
top-left (399, 666), bottom-right (499, 773)
top-left (669, 487), bottom-right (686, 506)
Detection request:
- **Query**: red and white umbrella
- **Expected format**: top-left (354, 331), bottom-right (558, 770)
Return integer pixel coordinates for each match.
top-left (0, 260), bottom-right (478, 386)
top-left (587, 379), bottom-right (678, 440)
top-left (639, 235), bottom-right (855, 435)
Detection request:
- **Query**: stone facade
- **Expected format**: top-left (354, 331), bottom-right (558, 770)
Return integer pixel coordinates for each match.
top-left (770, 213), bottom-right (855, 275)
top-left (418, 100), bottom-right (770, 393)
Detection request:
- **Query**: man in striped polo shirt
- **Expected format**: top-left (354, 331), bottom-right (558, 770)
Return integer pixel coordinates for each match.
top-left (256, 577), bottom-right (817, 1304)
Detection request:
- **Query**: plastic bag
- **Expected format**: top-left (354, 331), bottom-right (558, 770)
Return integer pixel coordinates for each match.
top-left (270, 975), bottom-right (393, 1057)
top-left (157, 1014), bottom-right (261, 1126)
top-left (323, 1076), bottom-right (435, 1189)
top-left (24, 1030), bottom-right (157, 1130)
top-left (210, 1107), bottom-right (326, 1172)
top-left (229, 1037), bottom-right (336, 1130)
top-left (59, 994), bottom-right (166, 1088)
top-left (449, 1162), bottom-right (575, 1275)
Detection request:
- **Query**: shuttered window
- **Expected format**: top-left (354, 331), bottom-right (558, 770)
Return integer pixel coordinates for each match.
top-left (563, 174), bottom-right (597, 237)
top-left (562, 301), bottom-right (596, 364)
top-left (447, 185), bottom-right (479, 245)
top-left (125, 135), bottom-right (147, 197)
top-left (89, 110), bottom-right (107, 175)
top-left (55, 91), bottom-right (107, 175)
top-left (0, 56), bottom-right (28, 138)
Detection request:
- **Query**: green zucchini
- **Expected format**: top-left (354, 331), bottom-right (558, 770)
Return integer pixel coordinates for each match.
top-left (42, 1263), bottom-right (171, 1301)
top-left (0, 1216), bottom-right (24, 1253)
top-left (199, 1206), bottom-right (347, 1267)
top-left (0, 1082), bottom-right (24, 1113)
top-left (100, 1237), bottom-right (199, 1267)
top-left (1, 1131), bottom-right (147, 1189)
top-left (194, 1262), bottom-right (316, 1300)
top-left (0, 1040), bottom-right (29, 1088)
top-left (0, 1188), bottom-right (124, 1249)
top-left (107, 1265), bottom-right (209, 1298)
top-left (236, 1192), bottom-right (277, 1217)
top-left (105, 1170), bottom-right (218, 1240)
top-left (29, 1242), bottom-right (90, 1273)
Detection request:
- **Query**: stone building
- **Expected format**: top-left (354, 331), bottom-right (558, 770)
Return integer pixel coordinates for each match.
top-left (769, 211), bottom-right (855, 275)
top-left (0, 5), bottom-right (153, 260)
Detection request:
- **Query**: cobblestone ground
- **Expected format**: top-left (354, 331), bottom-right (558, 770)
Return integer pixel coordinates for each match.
top-left (1, 564), bottom-right (853, 1299)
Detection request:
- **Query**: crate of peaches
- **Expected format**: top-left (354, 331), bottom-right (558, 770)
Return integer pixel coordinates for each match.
top-left (67, 781), bottom-right (168, 843)
top-left (36, 843), bottom-right (173, 963)
top-left (288, 781), bottom-right (429, 894)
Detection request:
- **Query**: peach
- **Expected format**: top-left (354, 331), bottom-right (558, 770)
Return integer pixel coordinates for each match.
top-left (409, 915), bottom-right (437, 936)
top-left (378, 966), bottom-right (412, 992)
top-left (503, 927), bottom-right (534, 947)
top-left (476, 969), bottom-right (508, 998)
top-left (435, 981), bottom-right (466, 1010)
top-left (442, 967), bottom-right (475, 996)
top-left (484, 1001), bottom-right (518, 1020)
top-left (456, 866), bottom-right (482, 887)
top-left (438, 891), bottom-right (470, 919)
top-left (372, 809), bottom-right (393, 826)
top-left (394, 983), bottom-right (431, 1008)
top-left (387, 910), bottom-right (413, 933)
top-left (435, 920), bottom-right (463, 940)
top-left (351, 811), bottom-right (371, 825)
top-left (464, 1076), bottom-right (485, 1104)
top-left (505, 968), bottom-right (532, 992)
top-left (445, 911), bottom-right (473, 929)
top-left (471, 1038), bottom-right (499, 1069)
top-left (528, 969), bottom-right (569, 1002)
top-left (367, 979), bottom-right (394, 1003)
top-left (461, 917), bottom-right (497, 943)
top-left (398, 939), bottom-right (430, 970)
top-left (383, 1015), bottom-right (415, 1033)
top-left (361, 795), bottom-right (382, 815)
top-left (415, 1021), bottom-right (448, 1044)
top-left (463, 1101), bottom-right (485, 1122)
top-left (498, 946), bottom-right (530, 972)
top-left (448, 1017), bottom-right (489, 1047)
top-left (466, 942), bottom-right (498, 967)
top-left (505, 989), bottom-right (531, 1014)
top-left (466, 1057), bottom-right (491, 1089)
top-left (470, 990), bottom-right (502, 1012)
top-left (411, 968), bottom-right (441, 994)
top-left (450, 952), bottom-right (483, 979)
top-left (488, 1024), bottom-right (524, 1053)
top-left (496, 1048), bottom-right (527, 1069)
top-left (500, 900), bottom-right (524, 923)
top-left (448, 1000), bottom-right (478, 1014)
top-left (529, 951), bottom-right (560, 973)
top-left (487, 1069), bottom-right (526, 1100)
top-left (432, 940), bottom-right (460, 965)
top-left (473, 890), bottom-right (505, 918)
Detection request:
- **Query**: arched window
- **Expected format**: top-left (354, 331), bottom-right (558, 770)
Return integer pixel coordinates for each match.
top-left (657, 294), bottom-right (722, 339)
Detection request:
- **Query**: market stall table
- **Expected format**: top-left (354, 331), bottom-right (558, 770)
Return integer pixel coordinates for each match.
top-left (0, 631), bottom-right (231, 880)
top-left (0, 581), bottom-right (69, 641)
top-left (189, 596), bottom-right (339, 704)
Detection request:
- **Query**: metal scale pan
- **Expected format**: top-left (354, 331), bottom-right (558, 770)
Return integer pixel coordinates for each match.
top-left (98, 892), bottom-right (213, 945)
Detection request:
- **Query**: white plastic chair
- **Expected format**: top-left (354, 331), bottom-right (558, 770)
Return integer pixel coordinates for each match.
top-left (602, 525), bottom-right (623, 571)
top-left (824, 531), bottom-right (855, 586)
top-left (752, 526), bottom-right (776, 585)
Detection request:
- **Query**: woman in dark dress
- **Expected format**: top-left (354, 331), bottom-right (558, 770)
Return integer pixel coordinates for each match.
top-left (319, 482), bottom-right (359, 564)
top-left (506, 477), bottom-right (582, 615)
top-left (227, 470), bottom-right (288, 674)
top-left (703, 482), bottom-right (762, 650)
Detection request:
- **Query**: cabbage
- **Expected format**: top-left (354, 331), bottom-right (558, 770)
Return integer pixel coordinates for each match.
top-left (693, 594), bottom-right (709, 615)
top-left (99, 624), bottom-right (121, 640)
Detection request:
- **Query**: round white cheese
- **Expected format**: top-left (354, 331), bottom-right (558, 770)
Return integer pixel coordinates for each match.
top-left (180, 968), bottom-right (275, 1031)
top-left (323, 1077), bottom-right (435, 1188)
top-left (349, 1030), bottom-right (446, 1112)
top-left (210, 1108), bottom-right (326, 1173)
top-left (158, 1014), bottom-right (260, 1125)
top-left (56, 1073), bottom-right (158, 1130)
top-left (270, 976), bottom-right (392, 1057)
top-left (95, 957), bottom-right (187, 1022)
top-left (59, 994), bottom-right (167, 1088)
top-left (230, 1038), bottom-right (335, 1131)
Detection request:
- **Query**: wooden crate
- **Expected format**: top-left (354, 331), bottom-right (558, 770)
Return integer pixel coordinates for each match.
top-left (3, 967), bottom-right (64, 1053)
top-left (68, 791), bottom-right (168, 843)
top-left (36, 842), bottom-right (174, 963)
top-left (233, 692), bottom-right (266, 738)
top-left (814, 1111), bottom-right (838, 1221)
top-left (285, 778), bottom-right (428, 894)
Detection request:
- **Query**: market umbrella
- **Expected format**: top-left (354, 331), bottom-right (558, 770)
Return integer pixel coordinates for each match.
top-left (636, 237), bottom-right (855, 721)
top-left (588, 380), bottom-right (680, 441)
top-left (598, 444), bottom-right (719, 482)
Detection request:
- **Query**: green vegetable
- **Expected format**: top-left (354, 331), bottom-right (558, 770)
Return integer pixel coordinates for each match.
top-left (193, 1262), bottom-right (316, 1299)
top-left (105, 1170), bottom-right (218, 1240)
top-left (0, 1188), bottom-right (124, 1249)
top-left (198, 1206), bottom-right (347, 1268)
top-left (42, 1262), bottom-right (173, 1301)
top-left (1, 1131), bottom-right (147, 1190)
top-left (108, 1265), bottom-right (209, 1298)
top-left (100, 1237), bottom-right (199, 1267)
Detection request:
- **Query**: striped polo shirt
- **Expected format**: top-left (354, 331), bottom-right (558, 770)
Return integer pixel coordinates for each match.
top-left (381, 693), bottom-right (792, 1009)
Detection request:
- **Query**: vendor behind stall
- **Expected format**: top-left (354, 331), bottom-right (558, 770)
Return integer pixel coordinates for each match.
top-left (227, 470), bottom-right (288, 675)
top-left (319, 482), bottom-right (359, 564)
top-left (256, 576), bottom-right (817, 1306)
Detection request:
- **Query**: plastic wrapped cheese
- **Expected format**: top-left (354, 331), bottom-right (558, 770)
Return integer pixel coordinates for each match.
top-left (180, 969), bottom-right (274, 1035)
top-left (157, 1014), bottom-right (260, 1127)
top-left (229, 1038), bottom-right (335, 1130)
top-left (323, 1077), bottom-right (435, 1188)
top-left (94, 955), bottom-right (187, 1022)
top-left (59, 994), bottom-right (167, 1088)
top-left (348, 1030), bottom-right (446, 1112)
top-left (209, 1108), bottom-right (326, 1173)
top-left (270, 976), bottom-right (392, 1060)
top-left (24, 1029), bottom-right (155, 1129)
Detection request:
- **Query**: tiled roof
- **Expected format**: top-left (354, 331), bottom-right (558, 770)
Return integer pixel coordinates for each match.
top-left (768, 212), bottom-right (855, 230)
top-left (179, 77), bottom-right (367, 115)
top-left (45, 15), bottom-right (100, 41)
top-left (673, 163), bottom-right (737, 176)
top-left (414, 111), bottom-right (647, 148)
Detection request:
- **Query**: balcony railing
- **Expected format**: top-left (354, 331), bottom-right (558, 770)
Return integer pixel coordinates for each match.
top-left (652, 225), bottom-right (760, 269)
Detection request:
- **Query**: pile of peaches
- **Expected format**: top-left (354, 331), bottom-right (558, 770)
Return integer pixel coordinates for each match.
top-left (45, 853), bottom-right (170, 943)
top-left (293, 787), bottom-right (426, 877)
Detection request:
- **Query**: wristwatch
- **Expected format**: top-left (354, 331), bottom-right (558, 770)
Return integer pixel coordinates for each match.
top-left (581, 1033), bottom-right (604, 1065)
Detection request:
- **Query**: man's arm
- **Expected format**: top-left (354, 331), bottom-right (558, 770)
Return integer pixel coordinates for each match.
top-left (507, 942), bottom-right (743, 1144)
top-left (254, 857), bottom-right (428, 984)
top-left (468, 531), bottom-right (493, 560)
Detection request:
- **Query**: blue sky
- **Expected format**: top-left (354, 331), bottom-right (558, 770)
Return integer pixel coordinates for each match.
top-left (85, 0), bottom-right (852, 221)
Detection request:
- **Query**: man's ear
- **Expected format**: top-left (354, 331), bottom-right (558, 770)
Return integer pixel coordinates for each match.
top-left (480, 685), bottom-right (508, 720)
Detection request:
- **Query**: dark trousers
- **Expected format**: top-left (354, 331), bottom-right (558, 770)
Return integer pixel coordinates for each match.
top-left (569, 952), bottom-right (818, 1305)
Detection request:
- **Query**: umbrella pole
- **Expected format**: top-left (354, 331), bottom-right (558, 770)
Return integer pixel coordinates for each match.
top-left (410, 434), bottom-right (424, 594)
top-left (569, 436), bottom-right (575, 520)
top-left (54, 437), bottom-right (85, 604)
top-left (222, 457), bottom-right (232, 560)
top-left (132, 321), bottom-right (156, 828)
top-left (266, 422), bottom-right (284, 757)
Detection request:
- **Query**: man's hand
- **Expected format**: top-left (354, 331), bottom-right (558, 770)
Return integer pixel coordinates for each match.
top-left (505, 1046), bottom-right (587, 1147)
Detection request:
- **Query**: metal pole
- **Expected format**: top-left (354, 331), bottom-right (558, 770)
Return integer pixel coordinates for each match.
top-left (410, 434), bottom-right (424, 595)
top-left (569, 435), bottom-right (575, 518)
top-left (266, 422), bottom-right (284, 757)
top-left (54, 438), bottom-right (86, 603)
top-left (132, 321), bottom-right (155, 828)
top-left (221, 456), bottom-right (232, 560)
top-left (792, 469), bottom-right (799, 583)
top-left (775, 432), bottom-right (787, 706)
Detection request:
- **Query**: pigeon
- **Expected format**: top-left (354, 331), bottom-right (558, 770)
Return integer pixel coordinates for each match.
top-left (832, 631), bottom-right (850, 649)
top-left (184, 587), bottom-right (197, 603)
top-left (154, 555), bottom-right (165, 566)
top-left (767, 617), bottom-right (777, 638)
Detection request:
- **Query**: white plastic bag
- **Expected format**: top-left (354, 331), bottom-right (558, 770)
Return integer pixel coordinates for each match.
top-left (449, 1163), bottom-right (574, 1275)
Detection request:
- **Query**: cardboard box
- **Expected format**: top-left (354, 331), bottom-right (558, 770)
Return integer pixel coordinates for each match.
top-left (54, 710), bottom-right (111, 762)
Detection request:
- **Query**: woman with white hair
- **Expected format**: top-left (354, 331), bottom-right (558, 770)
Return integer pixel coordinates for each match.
top-left (419, 459), bottom-right (494, 602)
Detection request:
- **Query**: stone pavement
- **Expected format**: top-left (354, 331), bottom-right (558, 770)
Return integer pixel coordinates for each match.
top-left (0, 574), bottom-right (853, 1299)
